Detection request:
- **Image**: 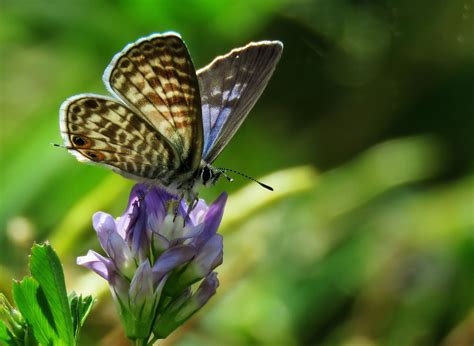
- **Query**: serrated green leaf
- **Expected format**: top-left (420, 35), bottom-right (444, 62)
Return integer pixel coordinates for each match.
top-left (0, 320), bottom-right (14, 345)
top-left (69, 293), bottom-right (80, 339)
top-left (69, 293), bottom-right (94, 341)
top-left (76, 295), bottom-right (94, 329)
top-left (29, 243), bottom-right (74, 345)
top-left (12, 278), bottom-right (57, 345)
top-left (78, 296), bottom-right (94, 327)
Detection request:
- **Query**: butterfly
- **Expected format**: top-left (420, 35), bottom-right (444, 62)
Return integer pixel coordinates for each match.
top-left (60, 32), bottom-right (282, 206)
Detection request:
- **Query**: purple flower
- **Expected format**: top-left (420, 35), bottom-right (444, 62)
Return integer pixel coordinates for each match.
top-left (77, 184), bottom-right (226, 341)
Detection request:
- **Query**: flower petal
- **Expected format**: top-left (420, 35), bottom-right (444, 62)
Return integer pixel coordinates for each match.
top-left (152, 287), bottom-right (192, 338)
top-left (152, 245), bottom-right (196, 284)
top-left (93, 212), bottom-right (118, 250)
top-left (106, 232), bottom-right (136, 279)
top-left (177, 234), bottom-right (223, 288)
top-left (123, 184), bottom-right (175, 260)
top-left (173, 223), bottom-right (204, 244)
top-left (153, 273), bottom-right (219, 338)
top-left (109, 260), bottom-right (156, 339)
top-left (144, 186), bottom-right (171, 227)
top-left (128, 184), bottom-right (148, 206)
top-left (159, 214), bottom-right (184, 242)
top-left (177, 272), bottom-right (219, 320)
top-left (124, 197), bottom-right (149, 261)
top-left (151, 232), bottom-right (170, 257)
top-left (179, 199), bottom-right (208, 226)
top-left (191, 199), bottom-right (208, 225)
top-left (129, 260), bottom-right (153, 309)
top-left (77, 250), bottom-right (113, 280)
top-left (192, 193), bottom-right (227, 249)
top-left (115, 184), bottom-right (146, 239)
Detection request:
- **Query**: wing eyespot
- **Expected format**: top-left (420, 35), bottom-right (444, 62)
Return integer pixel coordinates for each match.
top-left (131, 49), bottom-right (141, 58)
top-left (83, 99), bottom-right (100, 109)
top-left (72, 135), bottom-right (89, 147)
top-left (84, 151), bottom-right (104, 161)
top-left (120, 59), bottom-right (131, 68)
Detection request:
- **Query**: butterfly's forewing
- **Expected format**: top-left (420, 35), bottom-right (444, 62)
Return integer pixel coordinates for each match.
top-left (103, 33), bottom-right (203, 173)
top-left (60, 95), bottom-right (179, 181)
top-left (197, 41), bottom-right (283, 164)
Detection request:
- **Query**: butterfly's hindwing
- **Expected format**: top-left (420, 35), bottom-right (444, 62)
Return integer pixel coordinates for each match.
top-left (104, 33), bottom-right (203, 173)
top-left (60, 95), bottom-right (179, 182)
top-left (197, 41), bottom-right (283, 163)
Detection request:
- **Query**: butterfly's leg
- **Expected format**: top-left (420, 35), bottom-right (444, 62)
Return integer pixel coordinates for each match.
top-left (173, 193), bottom-right (185, 222)
top-left (127, 185), bottom-right (152, 219)
top-left (183, 194), bottom-right (198, 226)
top-left (137, 183), bottom-right (153, 202)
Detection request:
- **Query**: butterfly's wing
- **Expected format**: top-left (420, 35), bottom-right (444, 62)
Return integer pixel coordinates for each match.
top-left (197, 41), bottom-right (283, 164)
top-left (103, 32), bottom-right (203, 174)
top-left (60, 94), bottom-right (180, 182)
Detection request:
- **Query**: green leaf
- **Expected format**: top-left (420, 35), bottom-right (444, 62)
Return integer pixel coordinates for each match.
top-left (69, 292), bottom-right (94, 341)
top-left (29, 243), bottom-right (75, 345)
top-left (4, 243), bottom-right (93, 345)
top-left (1, 292), bottom-right (38, 345)
top-left (69, 293), bottom-right (80, 339)
top-left (0, 320), bottom-right (14, 345)
top-left (12, 277), bottom-right (57, 345)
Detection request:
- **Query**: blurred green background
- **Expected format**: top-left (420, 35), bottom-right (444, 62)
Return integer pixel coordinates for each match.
top-left (1, 0), bottom-right (473, 345)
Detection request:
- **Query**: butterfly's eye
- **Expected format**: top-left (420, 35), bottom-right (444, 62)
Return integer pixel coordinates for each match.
top-left (201, 167), bottom-right (212, 185)
top-left (72, 135), bottom-right (88, 147)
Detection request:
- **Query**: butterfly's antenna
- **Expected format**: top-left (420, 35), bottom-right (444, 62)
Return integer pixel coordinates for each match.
top-left (216, 169), bottom-right (234, 183)
top-left (51, 143), bottom-right (73, 150)
top-left (217, 167), bottom-right (273, 191)
top-left (51, 143), bottom-right (66, 148)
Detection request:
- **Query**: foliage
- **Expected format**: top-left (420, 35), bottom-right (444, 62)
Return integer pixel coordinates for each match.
top-left (0, 243), bottom-right (94, 345)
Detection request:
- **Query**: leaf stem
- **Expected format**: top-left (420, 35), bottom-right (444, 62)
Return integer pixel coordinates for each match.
top-left (148, 335), bottom-right (159, 345)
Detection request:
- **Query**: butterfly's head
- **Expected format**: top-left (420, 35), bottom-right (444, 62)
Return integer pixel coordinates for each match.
top-left (198, 165), bottom-right (273, 191)
top-left (198, 165), bottom-right (223, 187)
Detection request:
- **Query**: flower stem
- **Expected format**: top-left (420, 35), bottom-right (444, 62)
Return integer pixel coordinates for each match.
top-left (134, 338), bottom-right (148, 346)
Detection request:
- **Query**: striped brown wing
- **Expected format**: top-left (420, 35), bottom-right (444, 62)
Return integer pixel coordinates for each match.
top-left (60, 95), bottom-right (180, 183)
top-left (103, 32), bottom-right (203, 174)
